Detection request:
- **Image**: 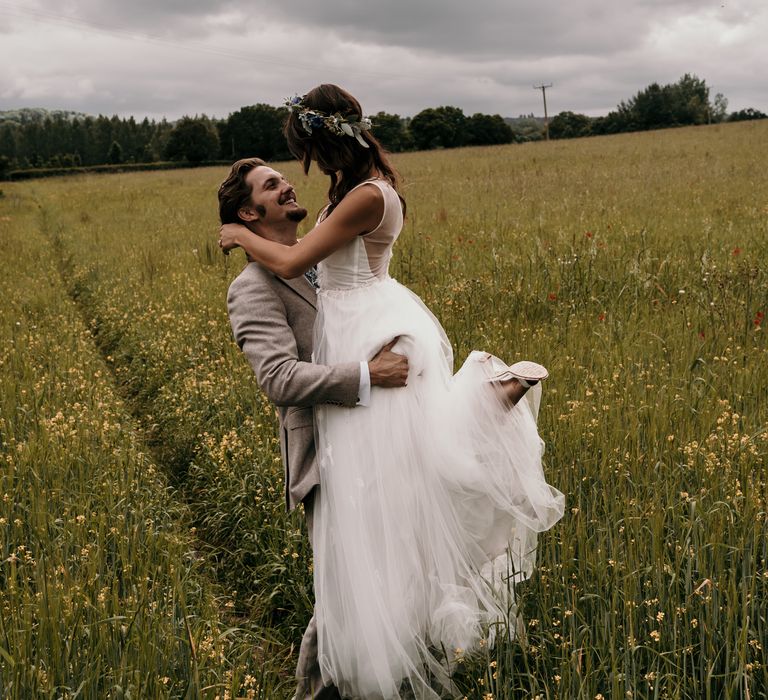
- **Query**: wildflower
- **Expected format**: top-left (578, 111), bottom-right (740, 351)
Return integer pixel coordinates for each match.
top-left (548, 292), bottom-right (558, 301)
top-left (650, 630), bottom-right (661, 642)
top-left (732, 247), bottom-right (741, 256)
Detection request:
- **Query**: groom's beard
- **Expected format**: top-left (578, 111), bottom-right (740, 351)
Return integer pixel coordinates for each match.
top-left (286, 207), bottom-right (308, 223)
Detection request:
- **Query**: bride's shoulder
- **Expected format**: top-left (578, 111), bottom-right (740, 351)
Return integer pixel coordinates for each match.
top-left (322, 182), bottom-right (384, 234)
top-left (346, 181), bottom-right (384, 210)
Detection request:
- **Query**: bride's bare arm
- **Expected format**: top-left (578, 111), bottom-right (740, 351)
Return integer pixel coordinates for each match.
top-left (219, 184), bottom-right (384, 279)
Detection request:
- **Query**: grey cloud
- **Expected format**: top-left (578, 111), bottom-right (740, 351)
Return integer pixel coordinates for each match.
top-left (2, 0), bottom-right (766, 121)
top-left (37, 0), bottom-right (737, 58)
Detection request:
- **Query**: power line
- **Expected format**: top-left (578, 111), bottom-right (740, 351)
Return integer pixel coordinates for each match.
top-left (533, 83), bottom-right (553, 140)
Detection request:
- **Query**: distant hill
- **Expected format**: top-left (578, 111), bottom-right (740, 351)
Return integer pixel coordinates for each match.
top-left (504, 116), bottom-right (546, 126)
top-left (0, 108), bottom-right (92, 124)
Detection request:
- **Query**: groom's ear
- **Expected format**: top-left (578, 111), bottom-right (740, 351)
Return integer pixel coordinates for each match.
top-left (237, 206), bottom-right (260, 223)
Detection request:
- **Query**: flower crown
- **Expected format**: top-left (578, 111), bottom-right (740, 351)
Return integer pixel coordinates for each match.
top-left (285, 95), bottom-right (372, 148)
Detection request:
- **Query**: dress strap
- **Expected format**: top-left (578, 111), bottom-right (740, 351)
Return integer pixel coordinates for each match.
top-left (346, 177), bottom-right (388, 195)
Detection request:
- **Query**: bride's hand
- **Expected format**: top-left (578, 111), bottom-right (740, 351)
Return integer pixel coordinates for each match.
top-left (218, 223), bottom-right (247, 254)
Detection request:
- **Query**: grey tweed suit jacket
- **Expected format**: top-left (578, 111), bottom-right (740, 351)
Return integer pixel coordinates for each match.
top-left (227, 262), bottom-right (360, 511)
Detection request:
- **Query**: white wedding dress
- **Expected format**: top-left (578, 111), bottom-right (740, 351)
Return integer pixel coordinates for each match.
top-left (311, 179), bottom-right (564, 699)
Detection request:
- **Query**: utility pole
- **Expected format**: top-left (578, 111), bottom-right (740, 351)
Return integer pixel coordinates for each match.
top-left (533, 83), bottom-right (553, 140)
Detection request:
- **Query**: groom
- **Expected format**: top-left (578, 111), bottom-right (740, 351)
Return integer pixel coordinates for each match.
top-left (219, 157), bottom-right (408, 699)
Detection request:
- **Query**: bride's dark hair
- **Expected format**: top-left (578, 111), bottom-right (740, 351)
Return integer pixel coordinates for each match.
top-left (284, 84), bottom-right (405, 215)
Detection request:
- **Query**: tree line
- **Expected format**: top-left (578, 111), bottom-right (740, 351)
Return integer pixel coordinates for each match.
top-left (1, 73), bottom-right (765, 179)
top-left (0, 105), bottom-right (521, 179)
top-left (548, 74), bottom-right (766, 140)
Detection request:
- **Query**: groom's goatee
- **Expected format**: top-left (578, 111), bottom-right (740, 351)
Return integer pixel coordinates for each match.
top-left (287, 207), bottom-right (309, 223)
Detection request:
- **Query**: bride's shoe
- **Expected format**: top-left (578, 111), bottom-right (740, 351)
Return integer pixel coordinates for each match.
top-left (479, 354), bottom-right (549, 407)
top-left (491, 360), bottom-right (549, 387)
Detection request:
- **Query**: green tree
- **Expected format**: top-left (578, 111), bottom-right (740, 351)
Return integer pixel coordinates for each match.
top-left (614, 74), bottom-right (714, 132)
top-left (409, 106), bottom-right (467, 150)
top-left (465, 113), bottom-right (514, 146)
top-left (370, 112), bottom-right (412, 152)
top-left (218, 104), bottom-right (289, 161)
top-left (93, 116), bottom-right (114, 162)
top-left (710, 93), bottom-right (728, 123)
top-left (728, 107), bottom-right (767, 122)
top-left (107, 140), bottom-right (123, 164)
top-left (0, 124), bottom-right (18, 161)
top-left (672, 73), bottom-right (709, 124)
top-left (591, 112), bottom-right (625, 135)
top-left (548, 111), bottom-right (593, 139)
top-left (164, 117), bottom-right (220, 163)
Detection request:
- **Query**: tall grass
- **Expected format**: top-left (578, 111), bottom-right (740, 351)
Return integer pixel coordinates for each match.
top-left (1, 120), bottom-right (766, 698)
top-left (0, 191), bottom-right (282, 697)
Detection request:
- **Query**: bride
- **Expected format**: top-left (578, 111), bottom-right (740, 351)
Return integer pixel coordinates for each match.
top-left (219, 84), bottom-right (564, 700)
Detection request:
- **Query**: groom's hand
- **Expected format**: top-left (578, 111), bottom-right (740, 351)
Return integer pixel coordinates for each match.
top-left (369, 338), bottom-right (409, 388)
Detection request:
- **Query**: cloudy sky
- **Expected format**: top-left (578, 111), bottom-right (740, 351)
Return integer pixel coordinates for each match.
top-left (1, 0), bottom-right (766, 121)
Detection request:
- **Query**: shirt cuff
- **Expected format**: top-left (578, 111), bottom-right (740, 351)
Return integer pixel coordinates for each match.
top-left (357, 361), bottom-right (371, 406)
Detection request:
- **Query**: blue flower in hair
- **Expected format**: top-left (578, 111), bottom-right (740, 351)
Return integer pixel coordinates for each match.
top-left (286, 95), bottom-right (304, 110)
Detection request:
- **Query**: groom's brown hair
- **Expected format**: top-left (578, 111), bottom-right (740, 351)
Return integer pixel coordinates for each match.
top-left (218, 157), bottom-right (267, 224)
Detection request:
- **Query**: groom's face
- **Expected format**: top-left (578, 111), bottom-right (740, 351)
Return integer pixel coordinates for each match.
top-left (242, 166), bottom-right (308, 226)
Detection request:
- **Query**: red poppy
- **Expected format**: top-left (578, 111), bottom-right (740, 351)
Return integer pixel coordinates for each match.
top-left (598, 313), bottom-right (606, 321)
top-left (548, 293), bottom-right (558, 302)
top-left (698, 331), bottom-right (705, 339)
top-left (585, 231), bottom-right (593, 239)
top-left (732, 247), bottom-right (742, 256)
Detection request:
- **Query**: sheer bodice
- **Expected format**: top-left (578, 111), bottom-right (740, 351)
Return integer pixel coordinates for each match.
top-left (318, 179), bottom-right (402, 291)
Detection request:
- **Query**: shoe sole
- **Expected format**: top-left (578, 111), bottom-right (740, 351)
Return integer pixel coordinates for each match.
top-left (494, 360), bottom-right (549, 382)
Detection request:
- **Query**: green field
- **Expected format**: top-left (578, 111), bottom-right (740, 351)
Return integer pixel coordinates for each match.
top-left (1, 120), bottom-right (767, 699)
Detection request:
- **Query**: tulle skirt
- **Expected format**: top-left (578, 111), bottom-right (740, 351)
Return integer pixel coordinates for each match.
top-left (311, 276), bottom-right (564, 699)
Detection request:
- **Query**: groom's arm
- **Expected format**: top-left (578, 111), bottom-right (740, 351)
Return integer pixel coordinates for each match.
top-left (228, 273), bottom-right (360, 408)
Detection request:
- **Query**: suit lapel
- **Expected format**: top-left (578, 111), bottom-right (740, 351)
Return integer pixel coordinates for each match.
top-left (277, 274), bottom-right (317, 309)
